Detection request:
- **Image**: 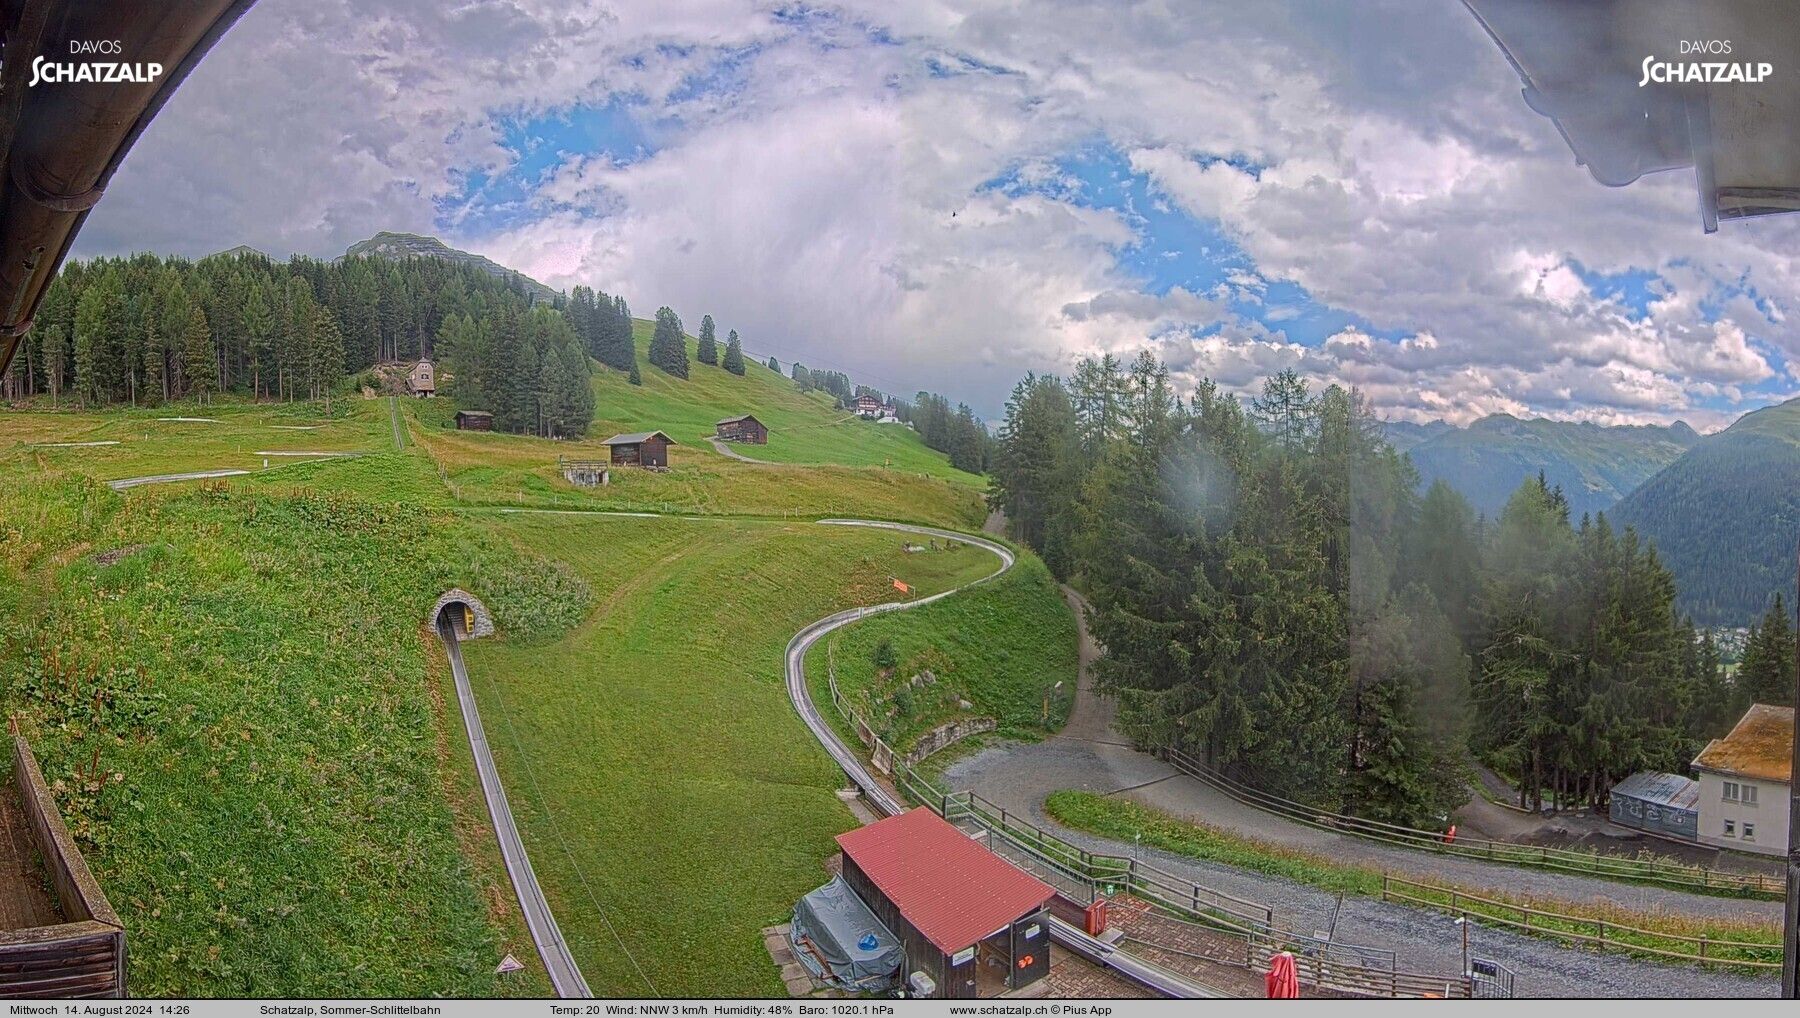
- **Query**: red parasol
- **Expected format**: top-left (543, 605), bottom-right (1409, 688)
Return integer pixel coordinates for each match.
top-left (1266, 951), bottom-right (1300, 999)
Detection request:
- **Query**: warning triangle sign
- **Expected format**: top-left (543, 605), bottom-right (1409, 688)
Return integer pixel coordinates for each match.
top-left (496, 954), bottom-right (525, 974)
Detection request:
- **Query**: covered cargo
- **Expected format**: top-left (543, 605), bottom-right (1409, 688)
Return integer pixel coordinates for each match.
top-left (790, 876), bottom-right (902, 993)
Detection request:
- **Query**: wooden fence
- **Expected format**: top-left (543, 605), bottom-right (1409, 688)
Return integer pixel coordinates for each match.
top-left (1158, 745), bottom-right (1783, 899)
top-left (1380, 874), bottom-right (1780, 971)
top-left (0, 736), bottom-right (126, 998)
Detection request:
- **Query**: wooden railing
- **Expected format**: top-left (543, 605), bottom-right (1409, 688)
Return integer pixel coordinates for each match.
top-left (1159, 745), bottom-right (1783, 899)
top-left (1381, 874), bottom-right (1780, 971)
top-left (0, 736), bottom-right (126, 998)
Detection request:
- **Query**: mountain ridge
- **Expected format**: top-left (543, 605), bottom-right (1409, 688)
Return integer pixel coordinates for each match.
top-left (345, 231), bottom-right (561, 303)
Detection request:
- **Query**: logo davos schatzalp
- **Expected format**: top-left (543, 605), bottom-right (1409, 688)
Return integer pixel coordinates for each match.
top-left (28, 40), bottom-right (162, 87)
top-left (1639, 39), bottom-right (1772, 86)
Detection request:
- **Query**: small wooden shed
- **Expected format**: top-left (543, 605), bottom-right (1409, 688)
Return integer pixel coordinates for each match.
top-left (601, 431), bottom-right (676, 468)
top-left (836, 808), bottom-right (1053, 999)
top-left (407, 359), bottom-right (436, 397)
top-left (454, 410), bottom-right (494, 431)
top-left (715, 414), bottom-right (768, 444)
top-left (0, 735), bottom-right (126, 998)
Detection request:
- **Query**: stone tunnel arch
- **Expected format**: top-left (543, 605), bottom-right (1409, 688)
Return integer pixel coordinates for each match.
top-left (431, 588), bottom-right (495, 639)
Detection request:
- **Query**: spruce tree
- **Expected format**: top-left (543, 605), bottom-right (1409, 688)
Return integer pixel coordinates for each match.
top-left (723, 329), bottom-right (745, 376)
top-left (767, 356), bottom-right (780, 373)
top-left (696, 314), bottom-right (718, 365)
top-left (1736, 595), bottom-right (1795, 708)
top-left (183, 304), bottom-right (216, 404)
top-left (628, 361), bottom-right (642, 385)
top-left (648, 306), bottom-right (688, 378)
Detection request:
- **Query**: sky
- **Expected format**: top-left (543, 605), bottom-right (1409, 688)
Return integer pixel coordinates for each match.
top-left (71, 0), bottom-right (1800, 429)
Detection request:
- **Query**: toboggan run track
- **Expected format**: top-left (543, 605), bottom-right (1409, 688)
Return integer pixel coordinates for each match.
top-left (436, 512), bottom-right (1226, 999)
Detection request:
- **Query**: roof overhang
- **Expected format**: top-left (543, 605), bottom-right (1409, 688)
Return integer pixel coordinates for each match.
top-left (1464, 0), bottom-right (1800, 231)
top-left (0, 0), bottom-right (258, 376)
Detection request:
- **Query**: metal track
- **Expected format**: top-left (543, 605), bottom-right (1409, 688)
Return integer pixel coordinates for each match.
top-left (782, 520), bottom-right (1227, 999)
top-left (439, 620), bottom-right (591, 998)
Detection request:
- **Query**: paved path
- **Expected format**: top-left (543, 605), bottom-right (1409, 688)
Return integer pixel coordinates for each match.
top-left (708, 436), bottom-right (776, 464)
top-left (438, 619), bottom-right (591, 997)
top-left (940, 587), bottom-right (1780, 998)
top-left (107, 468), bottom-right (248, 490)
top-left (781, 520), bottom-right (1232, 999)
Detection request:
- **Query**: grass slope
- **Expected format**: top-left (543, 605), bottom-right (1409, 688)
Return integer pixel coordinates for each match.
top-left (458, 513), bottom-right (1000, 995)
top-left (804, 554), bottom-right (1076, 752)
top-left (0, 399), bottom-right (390, 482)
top-left (0, 460), bottom-right (565, 996)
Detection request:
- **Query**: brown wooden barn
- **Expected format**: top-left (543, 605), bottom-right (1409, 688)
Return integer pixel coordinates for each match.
top-left (715, 414), bottom-right (768, 444)
top-left (601, 431), bottom-right (676, 468)
top-left (454, 410), bottom-right (494, 431)
top-left (835, 808), bottom-right (1053, 999)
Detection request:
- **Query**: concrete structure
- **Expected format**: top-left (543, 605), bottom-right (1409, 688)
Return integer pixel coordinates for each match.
top-left (716, 414), bottom-right (768, 444)
top-left (1608, 770), bottom-right (1699, 841)
top-left (430, 588), bottom-right (495, 640)
top-left (407, 359), bottom-right (436, 397)
top-left (601, 431), bottom-right (676, 468)
top-left (1692, 703), bottom-right (1793, 856)
top-left (559, 458), bottom-right (608, 487)
top-left (454, 410), bottom-right (493, 431)
top-left (836, 808), bottom-right (1053, 999)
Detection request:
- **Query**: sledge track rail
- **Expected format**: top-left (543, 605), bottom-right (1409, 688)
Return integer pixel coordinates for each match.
top-left (783, 520), bottom-right (1227, 999)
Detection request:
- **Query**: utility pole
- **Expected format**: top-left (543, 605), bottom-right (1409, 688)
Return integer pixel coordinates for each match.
top-left (1784, 540), bottom-right (1800, 999)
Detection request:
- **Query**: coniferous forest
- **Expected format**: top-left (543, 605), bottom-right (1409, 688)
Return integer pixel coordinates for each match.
top-left (990, 354), bottom-right (1756, 824)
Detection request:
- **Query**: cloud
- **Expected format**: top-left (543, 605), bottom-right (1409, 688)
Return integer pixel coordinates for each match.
top-left (71, 0), bottom-right (1800, 425)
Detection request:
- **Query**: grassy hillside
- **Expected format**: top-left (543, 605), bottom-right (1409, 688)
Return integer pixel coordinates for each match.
top-left (0, 460), bottom-right (558, 997)
top-left (459, 514), bottom-right (1001, 995)
top-left (805, 554), bottom-right (1077, 752)
top-left (1396, 414), bottom-right (1698, 519)
top-left (586, 317), bottom-right (982, 484)
top-left (0, 399), bottom-right (391, 482)
top-left (1612, 398), bottom-right (1800, 624)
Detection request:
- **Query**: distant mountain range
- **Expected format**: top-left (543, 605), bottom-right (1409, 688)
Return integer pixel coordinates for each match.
top-left (344, 231), bottom-right (561, 303)
top-left (1611, 397), bottom-right (1800, 625)
top-left (1384, 414), bottom-right (1700, 520)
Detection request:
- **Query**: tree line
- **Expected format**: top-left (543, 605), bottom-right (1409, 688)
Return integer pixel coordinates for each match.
top-left (990, 353), bottom-right (1746, 825)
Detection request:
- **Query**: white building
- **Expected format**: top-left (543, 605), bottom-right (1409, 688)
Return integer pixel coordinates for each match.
top-left (1690, 703), bottom-right (1792, 857)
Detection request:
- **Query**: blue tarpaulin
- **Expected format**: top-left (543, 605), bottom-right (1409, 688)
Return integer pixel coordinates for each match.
top-left (791, 877), bottom-right (902, 992)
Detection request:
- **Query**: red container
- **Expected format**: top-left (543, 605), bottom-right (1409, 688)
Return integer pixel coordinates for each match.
top-left (1084, 898), bottom-right (1107, 936)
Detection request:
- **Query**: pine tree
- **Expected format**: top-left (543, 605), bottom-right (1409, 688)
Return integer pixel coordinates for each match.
top-left (648, 306), bottom-right (688, 378)
top-left (696, 314), bottom-right (718, 365)
top-left (766, 356), bottom-right (780, 373)
top-left (183, 304), bottom-right (216, 404)
top-left (1736, 595), bottom-right (1795, 708)
top-left (628, 361), bottom-right (642, 385)
top-left (307, 306), bottom-right (344, 411)
top-left (723, 329), bottom-right (745, 376)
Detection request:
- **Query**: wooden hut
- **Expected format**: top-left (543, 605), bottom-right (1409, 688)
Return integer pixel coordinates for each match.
top-left (407, 359), bottom-right (436, 397)
top-left (454, 410), bottom-right (494, 431)
top-left (715, 414), bottom-right (768, 444)
top-left (835, 808), bottom-right (1053, 999)
top-left (0, 735), bottom-right (126, 998)
top-left (601, 431), bottom-right (676, 468)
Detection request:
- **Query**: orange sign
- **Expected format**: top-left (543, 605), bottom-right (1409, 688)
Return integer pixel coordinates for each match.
top-left (1017, 955), bottom-right (1034, 969)
top-left (892, 579), bottom-right (911, 593)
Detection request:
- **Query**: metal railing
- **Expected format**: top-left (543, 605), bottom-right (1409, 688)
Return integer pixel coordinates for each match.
top-left (1159, 745), bottom-right (1783, 899)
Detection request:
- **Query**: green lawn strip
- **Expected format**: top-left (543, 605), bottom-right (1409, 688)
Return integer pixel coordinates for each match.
top-left (803, 553), bottom-right (1077, 753)
top-left (0, 398), bottom-right (390, 482)
top-left (0, 474), bottom-right (583, 996)
top-left (1044, 791), bottom-right (1781, 971)
top-left (458, 515), bottom-right (998, 996)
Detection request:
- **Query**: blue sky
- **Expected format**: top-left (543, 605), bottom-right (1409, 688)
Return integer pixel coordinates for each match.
top-left (75, 0), bottom-right (1800, 429)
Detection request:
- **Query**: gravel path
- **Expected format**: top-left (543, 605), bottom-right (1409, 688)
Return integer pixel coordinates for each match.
top-left (708, 436), bottom-right (775, 464)
top-left (940, 585), bottom-right (1781, 999)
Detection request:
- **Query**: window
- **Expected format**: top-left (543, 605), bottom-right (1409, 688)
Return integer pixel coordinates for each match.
top-left (1743, 823), bottom-right (1755, 841)
top-left (1723, 820), bottom-right (1736, 836)
top-left (1723, 781), bottom-right (1739, 801)
top-left (1742, 785), bottom-right (1757, 806)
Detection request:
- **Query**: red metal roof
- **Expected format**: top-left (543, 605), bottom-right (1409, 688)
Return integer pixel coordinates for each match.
top-left (835, 808), bottom-right (1055, 954)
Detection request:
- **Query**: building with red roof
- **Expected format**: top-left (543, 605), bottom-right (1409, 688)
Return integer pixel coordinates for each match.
top-left (835, 808), bottom-right (1055, 998)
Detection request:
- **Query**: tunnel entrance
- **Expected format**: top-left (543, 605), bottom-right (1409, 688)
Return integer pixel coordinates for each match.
top-left (429, 588), bottom-right (494, 640)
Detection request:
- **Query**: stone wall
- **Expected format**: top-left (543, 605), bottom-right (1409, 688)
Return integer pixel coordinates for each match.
top-left (430, 588), bottom-right (495, 639)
